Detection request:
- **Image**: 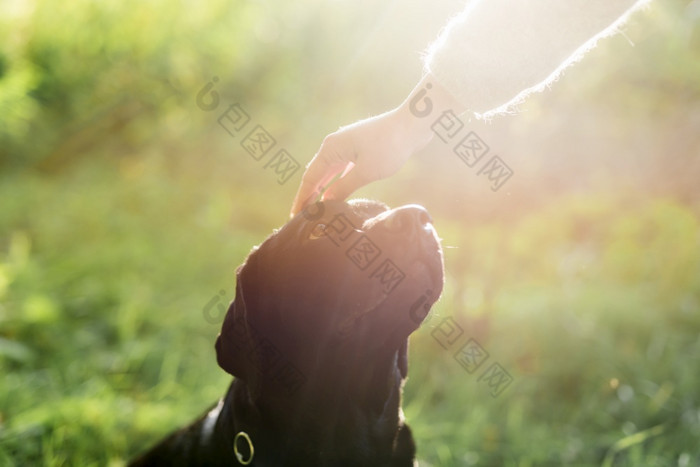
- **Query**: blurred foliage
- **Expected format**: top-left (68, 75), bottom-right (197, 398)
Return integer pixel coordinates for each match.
top-left (0, 0), bottom-right (435, 172)
top-left (1, 0), bottom-right (699, 465)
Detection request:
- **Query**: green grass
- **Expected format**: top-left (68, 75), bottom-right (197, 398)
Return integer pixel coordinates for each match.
top-left (1, 156), bottom-right (698, 466)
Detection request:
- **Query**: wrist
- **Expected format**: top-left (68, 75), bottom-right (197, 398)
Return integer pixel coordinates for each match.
top-left (396, 74), bottom-right (465, 150)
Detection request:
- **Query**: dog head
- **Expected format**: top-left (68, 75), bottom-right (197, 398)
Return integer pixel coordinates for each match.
top-left (215, 199), bottom-right (443, 411)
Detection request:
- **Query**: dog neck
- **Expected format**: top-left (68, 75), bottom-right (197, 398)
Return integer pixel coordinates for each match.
top-left (214, 355), bottom-right (415, 465)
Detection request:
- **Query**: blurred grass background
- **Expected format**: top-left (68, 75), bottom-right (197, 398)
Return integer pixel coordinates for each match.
top-left (1, 0), bottom-right (699, 465)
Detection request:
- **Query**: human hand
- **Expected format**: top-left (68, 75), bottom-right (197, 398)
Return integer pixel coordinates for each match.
top-left (290, 74), bottom-right (463, 217)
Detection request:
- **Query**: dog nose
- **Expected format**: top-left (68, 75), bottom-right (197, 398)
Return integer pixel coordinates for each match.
top-left (382, 205), bottom-right (433, 234)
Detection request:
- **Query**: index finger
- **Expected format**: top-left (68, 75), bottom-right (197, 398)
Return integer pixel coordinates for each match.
top-left (290, 155), bottom-right (349, 218)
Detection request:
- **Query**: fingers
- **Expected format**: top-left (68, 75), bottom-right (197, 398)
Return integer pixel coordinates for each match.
top-left (290, 177), bottom-right (321, 218)
top-left (321, 166), bottom-right (366, 203)
top-left (290, 154), bottom-right (348, 217)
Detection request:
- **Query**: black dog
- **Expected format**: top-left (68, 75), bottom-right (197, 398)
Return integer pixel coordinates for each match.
top-left (129, 199), bottom-right (444, 466)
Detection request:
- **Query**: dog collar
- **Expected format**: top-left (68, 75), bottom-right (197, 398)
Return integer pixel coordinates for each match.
top-left (234, 431), bottom-right (254, 465)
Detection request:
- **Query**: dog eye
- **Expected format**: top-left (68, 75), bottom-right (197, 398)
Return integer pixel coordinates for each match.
top-left (309, 223), bottom-right (326, 240)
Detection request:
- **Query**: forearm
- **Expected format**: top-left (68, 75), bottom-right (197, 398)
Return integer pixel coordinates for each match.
top-left (425, 0), bottom-right (649, 116)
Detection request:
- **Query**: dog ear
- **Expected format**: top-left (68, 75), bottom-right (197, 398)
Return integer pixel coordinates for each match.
top-left (397, 339), bottom-right (409, 379)
top-left (215, 273), bottom-right (255, 381)
top-left (392, 423), bottom-right (417, 465)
